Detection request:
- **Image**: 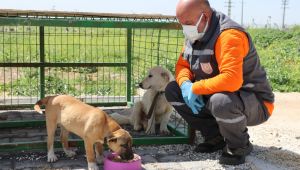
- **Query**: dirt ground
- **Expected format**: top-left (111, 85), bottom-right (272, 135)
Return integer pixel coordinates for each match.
top-left (140, 92), bottom-right (300, 170)
top-left (0, 92), bottom-right (299, 170)
top-left (244, 92), bottom-right (300, 169)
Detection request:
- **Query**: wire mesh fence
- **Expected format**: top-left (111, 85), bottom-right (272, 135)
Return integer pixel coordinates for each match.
top-left (0, 11), bottom-right (184, 108)
top-left (0, 10), bottom-right (192, 148)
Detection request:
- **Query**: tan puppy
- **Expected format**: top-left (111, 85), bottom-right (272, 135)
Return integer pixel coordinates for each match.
top-left (34, 95), bottom-right (133, 170)
top-left (111, 66), bottom-right (174, 134)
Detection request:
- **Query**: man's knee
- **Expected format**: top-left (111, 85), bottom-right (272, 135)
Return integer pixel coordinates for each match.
top-left (165, 81), bottom-right (180, 102)
top-left (208, 92), bottom-right (242, 117)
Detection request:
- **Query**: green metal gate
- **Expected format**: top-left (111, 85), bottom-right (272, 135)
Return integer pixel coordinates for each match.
top-left (0, 10), bottom-right (193, 151)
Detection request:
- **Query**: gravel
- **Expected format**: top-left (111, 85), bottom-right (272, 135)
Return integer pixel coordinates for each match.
top-left (0, 92), bottom-right (299, 170)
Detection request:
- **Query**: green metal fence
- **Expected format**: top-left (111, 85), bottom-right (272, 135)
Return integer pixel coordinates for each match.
top-left (0, 10), bottom-right (193, 151)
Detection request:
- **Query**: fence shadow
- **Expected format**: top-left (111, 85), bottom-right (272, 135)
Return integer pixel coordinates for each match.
top-left (139, 143), bottom-right (300, 170)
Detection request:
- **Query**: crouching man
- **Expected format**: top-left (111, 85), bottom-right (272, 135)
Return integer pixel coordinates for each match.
top-left (165, 0), bottom-right (274, 165)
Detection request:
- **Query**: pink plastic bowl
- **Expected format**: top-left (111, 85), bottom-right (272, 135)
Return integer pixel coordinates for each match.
top-left (104, 153), bottom-right (141, 170)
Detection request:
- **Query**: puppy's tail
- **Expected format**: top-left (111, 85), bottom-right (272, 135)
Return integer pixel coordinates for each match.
top-left (110, 112), bottom-right (131, 125)
top-left (34, 96), bottom-right (53, 114)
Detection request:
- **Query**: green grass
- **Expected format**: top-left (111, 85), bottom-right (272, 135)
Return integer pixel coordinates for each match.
top-left (0, 25), bottom-right (299, 98)
top-left (249, 26), bottom-right (300, 92)
top-left (0, 26), bottom-right (182, 97)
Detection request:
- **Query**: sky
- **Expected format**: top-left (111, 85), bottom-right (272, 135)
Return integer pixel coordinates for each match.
top-left (1, 0), bottom-right (299, 27)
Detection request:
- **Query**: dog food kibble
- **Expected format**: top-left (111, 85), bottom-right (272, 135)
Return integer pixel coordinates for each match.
top-left (110, 154), bottom-right (140, 163)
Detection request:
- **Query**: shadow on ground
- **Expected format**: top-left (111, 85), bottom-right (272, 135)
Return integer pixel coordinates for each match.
top-left (0, 144), bottom-right (300, 169)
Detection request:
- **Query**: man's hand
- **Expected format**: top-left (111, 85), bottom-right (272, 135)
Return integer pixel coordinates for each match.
top-left (180, 81), bottom-right (204, 114)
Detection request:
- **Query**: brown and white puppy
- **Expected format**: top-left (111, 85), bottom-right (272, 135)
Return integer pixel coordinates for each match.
top-left (34, 95), bottom-right (133, 170)
top-left (111, 66), bottom-right (174, 134)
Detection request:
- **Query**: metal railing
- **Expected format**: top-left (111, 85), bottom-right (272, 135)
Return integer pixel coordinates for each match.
top-left (0, 9), bottom-right (182, 108)
top-left (0, 10), bottom-right (193, 151)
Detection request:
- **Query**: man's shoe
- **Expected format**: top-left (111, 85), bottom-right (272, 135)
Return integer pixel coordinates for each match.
top-left (219, 142), bottom-right (253, 165)
top-left (194, 135), bottom-right (226, 153)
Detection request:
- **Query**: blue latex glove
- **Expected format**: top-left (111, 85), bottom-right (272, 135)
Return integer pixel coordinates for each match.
top-left (180, 80), bottom-right (205, 114)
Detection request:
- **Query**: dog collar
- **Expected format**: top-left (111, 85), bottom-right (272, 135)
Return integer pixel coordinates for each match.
top-left (158, 91), bottom-right (165, 95)
top-left (146, 91), bottom-right (165, 119)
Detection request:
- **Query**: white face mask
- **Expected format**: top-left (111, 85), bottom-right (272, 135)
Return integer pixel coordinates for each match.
top-left (182, 14), bottom-right (209, 43)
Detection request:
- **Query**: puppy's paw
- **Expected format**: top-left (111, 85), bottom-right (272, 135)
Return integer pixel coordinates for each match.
top-left (64, 149), bottom-right (76, 157)
top-left (47, 152), bottom-right (58, 162)
top-left (159, 127), bottom-right (170, 135)
top-left (96, 155), bottom-right (103, 164)
top-left (159, 130), bottom-right (171, 135)
top-left (160, 129), bottom-right (170, 135)
top-left (133, 124), bottom-right (142, 131)
top-left (88, 162), bottom-right (99, 170)
top-left (146, 127), bottom-right (156, 134)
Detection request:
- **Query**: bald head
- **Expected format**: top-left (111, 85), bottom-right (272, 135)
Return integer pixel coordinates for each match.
top-left (176, 0), bottom-right (212, 25)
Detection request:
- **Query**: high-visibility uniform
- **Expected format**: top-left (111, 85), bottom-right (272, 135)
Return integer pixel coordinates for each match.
top-left (165, 11), bottom-right (274, 148)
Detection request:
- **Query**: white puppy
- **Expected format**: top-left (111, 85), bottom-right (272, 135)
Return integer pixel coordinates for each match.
top-left (111, 66), bottom-right (174, 134)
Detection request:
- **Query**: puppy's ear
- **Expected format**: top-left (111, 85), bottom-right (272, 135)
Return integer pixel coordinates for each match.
top-left (161, 72), bottom-right (170, 82)
top-left (108, 137), bottom-right (118, 143)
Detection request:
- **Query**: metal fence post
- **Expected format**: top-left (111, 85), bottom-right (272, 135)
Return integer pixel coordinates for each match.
top-left (127, 28), bottom-right (132, 105)
top-left (156, 29), bottom-right (161, 65)
top-left (39, 26), bottom-right (45, 99)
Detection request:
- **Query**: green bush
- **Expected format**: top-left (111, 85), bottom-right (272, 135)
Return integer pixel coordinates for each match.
top-left (249, 27), bottom-right (300, 92)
